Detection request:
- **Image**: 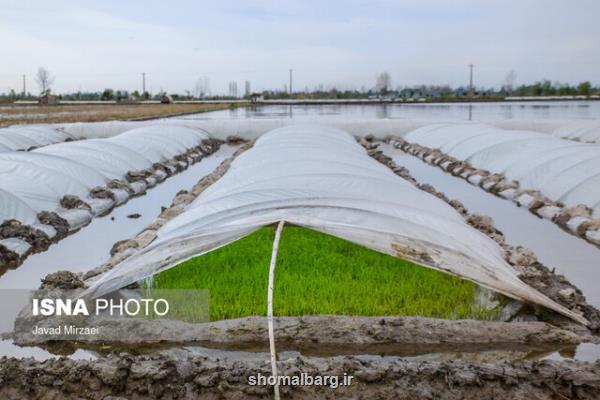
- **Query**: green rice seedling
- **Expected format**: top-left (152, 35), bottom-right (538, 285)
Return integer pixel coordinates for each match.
top-left (152, 227), bottom-right (500, 321)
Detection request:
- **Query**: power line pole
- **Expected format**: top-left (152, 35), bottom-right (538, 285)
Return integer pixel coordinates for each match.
top-left (142, 72), bottom-right (146, 94)
top-left (468, 64), bottom-right (474, 96)
top-left (289, 69), bottom-right (293, 97)
top-left (22, 74), bottom-right (26, 96)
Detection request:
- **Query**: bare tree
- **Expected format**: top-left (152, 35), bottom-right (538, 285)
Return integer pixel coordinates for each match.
top-left (375, 72), bottom-right (392, 94)
top-left (194, 76), bottom-right (211, 98)
top-left (503, 70), bottom-right (517, 94)
top-left (244, 80), bottom-right (251, 97)
top-left (35, 67), bottom-right (55, 94)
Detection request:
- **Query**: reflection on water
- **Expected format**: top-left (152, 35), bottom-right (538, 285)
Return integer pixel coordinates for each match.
top-left (184, 101), bottom-right (599, 121)
top-left (7, 337), bottom-right (599, 363)
top-left (545, 342), bottom-right (600, 363)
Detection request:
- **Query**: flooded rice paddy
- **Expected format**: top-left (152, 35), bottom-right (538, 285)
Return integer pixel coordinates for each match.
top-left (1, 103), bottom-right (599, 363)
top-left (180, 101), bottom-right (600, 121)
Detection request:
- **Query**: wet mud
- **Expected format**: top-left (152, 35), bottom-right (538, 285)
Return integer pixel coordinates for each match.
top-left (1, 350), bottom-right (600, 399)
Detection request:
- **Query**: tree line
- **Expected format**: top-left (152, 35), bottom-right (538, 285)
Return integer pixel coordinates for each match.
top-left (0, 68), bottom-right (597, 102)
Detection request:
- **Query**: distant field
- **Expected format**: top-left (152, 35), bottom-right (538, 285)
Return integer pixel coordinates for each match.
top-left (152, 226), bottom-right (499, 321)
top-left (0, 103), bottom-right (235, 127)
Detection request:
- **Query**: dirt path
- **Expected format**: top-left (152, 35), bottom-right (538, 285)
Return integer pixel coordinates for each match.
top-left (0, 103), bottom-right (235, 127)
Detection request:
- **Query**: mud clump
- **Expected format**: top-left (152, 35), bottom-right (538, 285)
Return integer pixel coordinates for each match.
top-left (126, 170), bottom-right (153, 183)
top-left (506, 246), bottom-right (538, 267)
top-left (554, 204), bottom-right (593, 227)
top-left (37, 211), bottom-right (69, 239)
top-left (90, 186), bottom-right (116, 201)
top-left (391, 165), bottom-right (417, 184)
top-left (199, 138), bottom-right (223, 155)
top-left (578, 220), bottom-right (600, 237)
top-left (0, 220), bottom-right (52, 249)
top-left (0, 244), bottom-right (20, 269)
top-left (418, 183), bottom-right (450, 202)
top-left (60, 195), bottom-right (91, 211)
top-left (107, 179), bottom-right (134, 195)
top-left (226, 135), bottom-right (247, 144)
top-left (40, 271), bottom-right (85, 290)
top-left (110, 239), bottom-right (139, 257)
top-left (172, 190), bottom-right (195, 207)
top-left (466, 214), bottom-right (505, 243)
top-left (126, 213), bottom-right (142, 219)
top-left (152, 162), bottom-right (173, 178)
top-left (448, 199), bottom-right (468, 215)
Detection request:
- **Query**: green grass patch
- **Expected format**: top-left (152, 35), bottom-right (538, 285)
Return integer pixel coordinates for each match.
top-left (151, 226), bottom-right (498, 321)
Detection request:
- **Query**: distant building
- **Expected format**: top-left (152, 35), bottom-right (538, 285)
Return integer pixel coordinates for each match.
top-left (161, 94), bottom-right (173, 104)
top-left (38, 93), bottom-right (59, 105)
top-left (250, 93), bottom-right (264, 104)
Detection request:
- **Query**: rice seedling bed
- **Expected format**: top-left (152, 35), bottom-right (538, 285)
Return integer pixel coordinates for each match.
top-left (152, 226), bottom-right (498, 321)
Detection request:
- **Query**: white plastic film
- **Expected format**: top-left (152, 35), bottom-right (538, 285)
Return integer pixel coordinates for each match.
top-left (84, 125), bottom-right (586, 324)
top-left (0, 125), bottom-right (210, 224)
top-left (405, 124), bottom-right (600, 216)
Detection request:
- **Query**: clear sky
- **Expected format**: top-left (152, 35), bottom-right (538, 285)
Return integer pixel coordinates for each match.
top-left (1, 0), bottom-right (598, 95)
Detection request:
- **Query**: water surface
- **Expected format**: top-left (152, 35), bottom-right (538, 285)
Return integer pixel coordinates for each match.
top-left (182, 101), bottom-right (600, 121)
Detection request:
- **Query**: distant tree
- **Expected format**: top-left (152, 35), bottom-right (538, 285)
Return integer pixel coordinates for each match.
top-left (101, 88), bottom-right (114, 100)
top-left (558, 84), bottom-right (572, 96)
top-left (542, 80), bottom-right (556, 96)
top-left (35, 67), bottom-right (55, 94)
top-left (375, 72), bottom-right (392, 95)
top-left (502, 70), bottom-right (517, 94)
top-left (115, 90), bottom-right (128, 101)
top-left (244, 80), bottom-right (251, 97)
top-left (131, 90), bottom-right (140, 99)
top-left (531, 82), bottom-right (543, 96)
top-left (578, 81), bottom-right (591, 96)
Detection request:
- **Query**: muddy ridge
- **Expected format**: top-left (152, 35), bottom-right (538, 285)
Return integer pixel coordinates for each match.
top-left (11, 313), bottom-right (581, 347)
top-left (1, 351), bottom-right (600, 399)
